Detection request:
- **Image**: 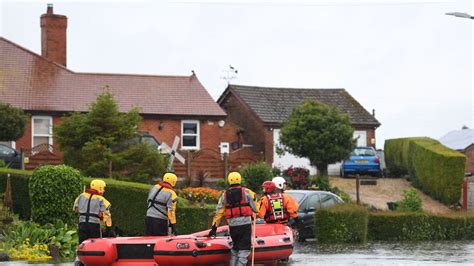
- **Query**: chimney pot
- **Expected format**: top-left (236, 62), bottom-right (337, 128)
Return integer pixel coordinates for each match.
top-left (47, 3), bottom-right (53, 14)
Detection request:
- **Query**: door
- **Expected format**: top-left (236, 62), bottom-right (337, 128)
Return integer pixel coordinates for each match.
top-left (353, 131), bottom-right (367, 147)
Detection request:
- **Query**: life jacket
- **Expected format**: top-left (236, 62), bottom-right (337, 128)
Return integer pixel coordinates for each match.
top-left (224, 186), bottom-right (253, 219)
top-left (77, 189), bottom-right (109, 224)
top-left (147, 182), bottom-right (174, 220)
top-left (264, 193), bottom-right (289, 223)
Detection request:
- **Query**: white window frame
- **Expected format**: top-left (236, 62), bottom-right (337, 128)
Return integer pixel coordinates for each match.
top-left (31, 116), bottom-right (53, 149)
top-left (181, 120), bottom-right (200, 150)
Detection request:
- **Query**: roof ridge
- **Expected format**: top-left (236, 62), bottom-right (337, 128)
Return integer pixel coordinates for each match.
top-left (230, 84), bottom-right (345, 91)
top-left (0, 36), bottom-right (73, 73)
top-left (76, 71), bottom-right (193, 79)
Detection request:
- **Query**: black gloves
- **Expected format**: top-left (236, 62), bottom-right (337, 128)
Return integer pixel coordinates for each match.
top-left (170, 223), bottom-right (177, 236)
top-left (289, 217), bottom-right (300, 228)
top-left (104, 226), bottom-right (116, 238)
top-left (208, 224), bottom-right (217, 238)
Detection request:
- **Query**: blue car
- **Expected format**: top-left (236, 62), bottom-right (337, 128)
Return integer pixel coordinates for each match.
top-left (341, 146), bottom-right (381, 177)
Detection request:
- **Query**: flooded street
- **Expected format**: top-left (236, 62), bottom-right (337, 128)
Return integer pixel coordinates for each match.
top-left (2, 241), bottom-right (474, 265)
top-left (288, 240), bottom-right (474, 265)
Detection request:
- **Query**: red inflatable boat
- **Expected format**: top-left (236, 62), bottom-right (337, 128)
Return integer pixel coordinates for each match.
top-left (77, 223), bottom-right (294, 266)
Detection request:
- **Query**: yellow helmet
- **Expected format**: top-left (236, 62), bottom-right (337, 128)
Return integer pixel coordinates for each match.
top-left (227, 172), bottom-right (241, 185)
top-left (163, 173), bottom-right (177, 187)
top-left (90, 179), bottom-right (106, 194)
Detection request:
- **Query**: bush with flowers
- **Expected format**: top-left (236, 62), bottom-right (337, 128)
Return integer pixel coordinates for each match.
top-left (179, 187), bottom-right (222, 204)
top-left (282, 166), bottom-right (310, 189)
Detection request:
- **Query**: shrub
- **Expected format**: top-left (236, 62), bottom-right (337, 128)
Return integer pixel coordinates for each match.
top-left (397, 188), bottom-right (422, 212)
top-left (112, 143), bottom-right (167, 184)
top-left (0, 160), bottom-right (5, 168)
top-left (409, 139), bottom-right (465, 205)
top-left (29, 165), bottom-right (83, 226)
top-left (240, 162), bottom-right (273, 193)
top-left (176, 207), bottom-right (215, 234)
top-left (0, 168), bottom-right (32, 219)
top-left (179, 187), bottom-right (221, 204)
top-left (384, 137), bottom-right (466, 205)
top-left (1, 220), bottom-right (78, 259)
top-left (368, 212), bottom-right (474, 241)
top-left (282, 166), bottom-right (310, 189)
top-left (315, 203), bottom-right (368, 244)
top-left (271, 167), bottom-right (281, 177)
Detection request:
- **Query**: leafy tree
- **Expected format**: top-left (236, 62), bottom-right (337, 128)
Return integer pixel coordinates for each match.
top-left (0, 102), bottom-right (28, 141)
top-left (279, 100), bottom-right (355, 177)
top-left (55, 91), bottom-right (166, 181)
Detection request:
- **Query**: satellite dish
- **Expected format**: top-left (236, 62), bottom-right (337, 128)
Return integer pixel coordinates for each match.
top-left (160, 136), bottom-right (186, 170)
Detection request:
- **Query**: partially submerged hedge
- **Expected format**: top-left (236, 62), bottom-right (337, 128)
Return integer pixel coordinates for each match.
top-left (368, 212), bottom-right (474, 241)
top-left (384, 137), bottom-right (466, 205)
top-left (315, 203), bottom-right (368, 244)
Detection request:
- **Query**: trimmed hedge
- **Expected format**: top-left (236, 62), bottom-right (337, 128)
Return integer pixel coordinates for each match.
top-left (384, 137), bottom-right (466, 205)
top-left (0, 168), bottom-right (32, 219)
top-left (384, 137), bottom-right (436, 177)
top-left (0, 170), bottom-right (214, 236)
top-left (410, 139), bottom-right (466, 205)
top-left (315, 203), bottom-right (368, 244)
top-left (368, 212), bottom-right (474, 241)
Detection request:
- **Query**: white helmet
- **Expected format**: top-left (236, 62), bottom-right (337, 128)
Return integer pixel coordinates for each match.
top-left (272, 176), bottom-right (286, 190)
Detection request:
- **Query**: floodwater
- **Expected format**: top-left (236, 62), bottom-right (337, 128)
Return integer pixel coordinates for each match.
top-left (288, 240), bottom-right (474, 265)
top-left (2, 240), bottom-right (474, 265)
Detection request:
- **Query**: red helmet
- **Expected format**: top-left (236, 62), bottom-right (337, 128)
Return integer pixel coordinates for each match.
top-left (262, 181), bottom-right (276, 194)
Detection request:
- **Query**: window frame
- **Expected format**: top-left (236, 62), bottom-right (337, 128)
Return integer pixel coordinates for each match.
top-left (31, 116), bottom-right (53, 148)
top-left (181, 120), bottom-right (200, 150)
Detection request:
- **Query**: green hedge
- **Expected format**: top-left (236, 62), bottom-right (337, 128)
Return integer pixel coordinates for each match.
top-left (384, 137), bottom-right (436, 177)
top-left (315, 203), bottom-right (368, 244)
top-left (0, 168), bottom-right (32, 219)
top-left (410, 140), bottom-right (466, 205)
top-left (384, 137), bottom-right (466, 205)
top-left (368, 212), bottom-right (474, 241)
top-left (0, 170), bottom-right (214, 236)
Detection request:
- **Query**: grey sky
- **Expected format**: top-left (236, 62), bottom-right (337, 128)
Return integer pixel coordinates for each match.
top-left (1, 0), bottom-right (472, 149)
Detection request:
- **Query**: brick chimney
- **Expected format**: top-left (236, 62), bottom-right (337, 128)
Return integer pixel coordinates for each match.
top-left (40, 4), bottom-right (67, 66)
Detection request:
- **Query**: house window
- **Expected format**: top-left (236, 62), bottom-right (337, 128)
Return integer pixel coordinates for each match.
top-left (32, 116), bottom-right (53, 148)
top-left (181, 120), bottom-right (200, 150)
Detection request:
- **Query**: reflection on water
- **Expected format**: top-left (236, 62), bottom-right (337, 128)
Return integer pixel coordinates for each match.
top-left (1, 241), bottom-right (474, 265)
top-left (289, 240), bottom-right (474, 265)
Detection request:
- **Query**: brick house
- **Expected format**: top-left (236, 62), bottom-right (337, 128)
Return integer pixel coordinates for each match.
top-left (217, 84), bottom-right (381, 174)
top-left (439, 128), bottom-right (474, 174)
top-left (0, 5), bottom-right (260, 177)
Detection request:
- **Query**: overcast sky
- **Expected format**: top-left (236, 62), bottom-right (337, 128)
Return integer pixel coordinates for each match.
top-left (1, 0), bottom-right (472, 149)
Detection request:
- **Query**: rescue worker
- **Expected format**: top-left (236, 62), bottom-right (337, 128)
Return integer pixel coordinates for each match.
top-left (258, 181), bottom-right (298, 225)
top-left (208, 172), bottom-right (257, 266)
top-left (145, 172), bottom-right (178, 236)
top-left (272, 176), bottom-right (300, 227)
top-left (73, 179), bottom-right (115, 245)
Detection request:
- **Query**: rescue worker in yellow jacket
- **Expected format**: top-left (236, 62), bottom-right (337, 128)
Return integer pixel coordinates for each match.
top-left (258, 181), bottom-right (299, 225)
top-left (145, 173), bottom-right (178, 236)
top-left (73, 179), bottom-right (114, 245)
top-left (208, 172), bottom-right (257, 266)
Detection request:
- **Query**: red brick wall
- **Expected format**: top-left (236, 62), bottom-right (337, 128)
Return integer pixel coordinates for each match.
top-left (219, 93), bottom-right (266, 159)
top-left (15, 115), bottom-right (62, 153)
top-left (40, 6), bottom-right (67, 66)
top-left (263, 127), bottom-right (274, 164)
top-left (465, 145), bottom-right (474, 173)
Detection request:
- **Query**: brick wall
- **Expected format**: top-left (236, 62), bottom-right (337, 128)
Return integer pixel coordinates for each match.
top-left (40, 5), bottom-right (67, 66)
top-left (354, 126), bottom-right (376, 147)
top-left (219, 93), bottom-right (266, 158)
top-left (465, 145), bottom-right (474, 173)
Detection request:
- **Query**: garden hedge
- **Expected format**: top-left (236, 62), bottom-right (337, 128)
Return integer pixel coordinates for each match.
top-left (0, 168), bottom-right (32, 219)
top-left (0, 169), bottom-right (215, 236)
top-left (315, 203), bottom-right (368, 244)
top-left (368, 212), bottom-right (474, 241)
top-left (384, 137), bottom-right (466, 205)
top-left (410, 139), bottom-right (466, 205)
